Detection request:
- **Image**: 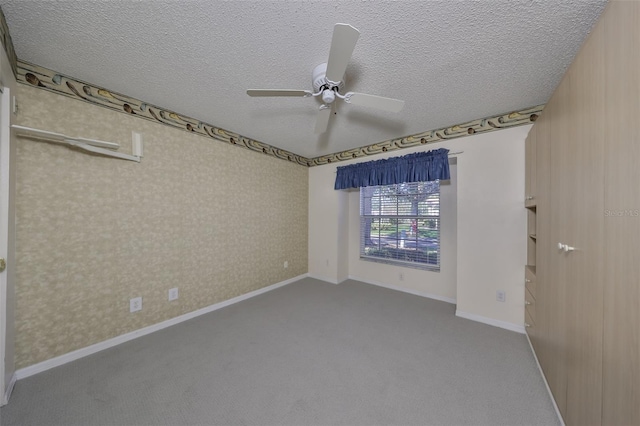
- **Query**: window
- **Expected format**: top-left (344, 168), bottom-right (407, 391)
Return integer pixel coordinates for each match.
top-left (360, 181), bottom-right (440, 271)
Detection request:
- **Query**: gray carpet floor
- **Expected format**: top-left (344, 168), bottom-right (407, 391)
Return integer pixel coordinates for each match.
top-left (0, 278), bottom-right (560, 426)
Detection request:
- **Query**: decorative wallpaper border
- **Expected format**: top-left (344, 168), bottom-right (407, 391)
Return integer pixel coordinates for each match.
top-left (0, 6), bottom-right (18, 77)
top-left (17, 61), bottom-right (309, 167)
top-left (16, 61), bottom-right (542, 168)
top-left (308, 105), bottom-right (542, 166)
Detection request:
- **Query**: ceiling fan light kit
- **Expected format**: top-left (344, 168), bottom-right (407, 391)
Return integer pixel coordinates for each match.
top-left (247, 23), bottom-right (405, 134)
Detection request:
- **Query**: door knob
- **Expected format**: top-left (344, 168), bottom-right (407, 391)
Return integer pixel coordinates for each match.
top-left (558, 243), bottom-right (576, 252)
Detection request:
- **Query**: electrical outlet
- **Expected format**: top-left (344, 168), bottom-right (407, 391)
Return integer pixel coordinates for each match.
top-left (399, 272), bottom-right (404, 281)
top-left (284, 261), bottom-right (288, 269)
top-left (168, 288), bottom-right (178, 301)
top-left (326, 259), bottom-right (329, 267)
top-left (496, 290), bottom-right (506, 302)
top-left (130, 297), bottom-right (142, 312)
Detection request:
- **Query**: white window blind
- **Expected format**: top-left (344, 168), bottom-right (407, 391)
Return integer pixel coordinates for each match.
top-left (360, 181), bottom-right (440, 270)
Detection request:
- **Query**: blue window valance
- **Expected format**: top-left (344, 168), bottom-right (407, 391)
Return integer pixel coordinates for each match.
top-left (334, 148), bottom-right (450, 190)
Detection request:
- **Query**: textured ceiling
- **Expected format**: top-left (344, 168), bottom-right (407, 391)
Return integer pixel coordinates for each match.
top-left (1, 0), bottom-right (606, 159)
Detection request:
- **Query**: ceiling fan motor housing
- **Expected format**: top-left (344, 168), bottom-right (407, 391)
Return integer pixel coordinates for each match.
top-left (312, 63), bottom-right (345, 96)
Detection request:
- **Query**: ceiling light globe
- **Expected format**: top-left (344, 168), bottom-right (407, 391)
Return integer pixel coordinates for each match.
top-left (322, 90), bottom-right (335, 104)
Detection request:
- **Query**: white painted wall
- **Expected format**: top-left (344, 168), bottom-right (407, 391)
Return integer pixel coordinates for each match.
top-left (308, 124), bottom-right (530, 330)
top-left (308, 164), bottom-right (342, 284)
top-left (453, 125), bottom-right (530, 329)
top-left (336, 189), bottom-right (349, 283)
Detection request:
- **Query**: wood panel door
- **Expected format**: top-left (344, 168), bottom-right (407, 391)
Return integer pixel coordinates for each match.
top-left (602, 2), bottom-right (640, 425)
top-left (545, 69), bottom-right (572, 418)
top-left (528, 3), bottom-right (639, 425)
top-left (0, 50), bottom-right (16, 406)
top-left (561, 18), bottom-right (606, 425)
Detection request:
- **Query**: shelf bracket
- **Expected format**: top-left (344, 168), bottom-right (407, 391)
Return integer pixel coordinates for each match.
top-left (12, 125), bottom-right (142, 163)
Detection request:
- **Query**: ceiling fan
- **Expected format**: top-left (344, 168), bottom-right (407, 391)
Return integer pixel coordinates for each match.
top-left (247, 24), bottom-right (405, 134)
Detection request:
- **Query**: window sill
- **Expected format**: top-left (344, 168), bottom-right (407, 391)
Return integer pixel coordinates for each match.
top-left (360, 255), bottom-right (440, 272)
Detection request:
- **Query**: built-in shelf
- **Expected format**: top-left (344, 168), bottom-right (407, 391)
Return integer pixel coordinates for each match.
top-left (526, 264), bottom-right (536, 276)
top-left (525, 127), bottom-right (537, 334)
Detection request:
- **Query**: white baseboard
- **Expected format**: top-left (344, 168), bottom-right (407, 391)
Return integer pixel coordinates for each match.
top-left (307, 273), bottom-right (340, 285)
top-left (348, 275), bottom-right (457, 305)
top-left (14, 273), bottom-right (308, 381)
top-left (2, 372), bottom-right (16, 406)
top-left (455, 309), bottom-right (525, 334)
top-left (526, 333), bottom-right (565, 426)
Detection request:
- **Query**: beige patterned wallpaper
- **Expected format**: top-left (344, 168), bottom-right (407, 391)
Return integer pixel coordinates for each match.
top-left (14, 85), bottom-right (308, 369)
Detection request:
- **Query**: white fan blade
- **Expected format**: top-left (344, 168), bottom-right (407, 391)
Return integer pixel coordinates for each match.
top-left (344, 92), bottom-right (405, 113)
top-left (325, 24), bottom-right (360, 83)
top-left (247, 89), bottom-right (311, 97)
top-left (314, 104), bottom-right (333, 134)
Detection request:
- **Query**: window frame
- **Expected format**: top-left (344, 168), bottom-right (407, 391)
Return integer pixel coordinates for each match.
top-left (359, 181), bottom-right (441, 272)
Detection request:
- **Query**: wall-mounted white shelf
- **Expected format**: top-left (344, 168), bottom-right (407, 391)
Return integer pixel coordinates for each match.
top-left (12, 125), bottom-right (143, 162)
